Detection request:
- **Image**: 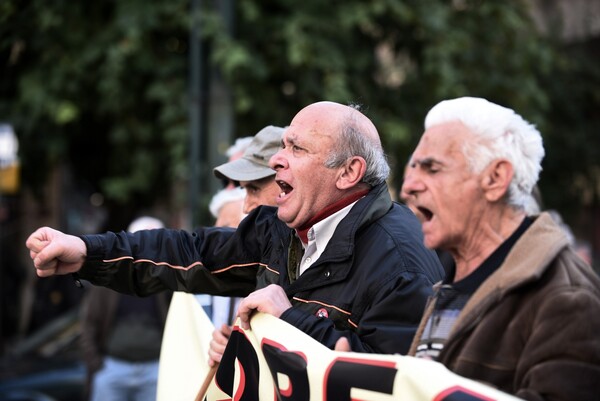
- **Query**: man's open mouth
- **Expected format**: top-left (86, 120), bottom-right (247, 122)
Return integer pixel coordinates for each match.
top-left (277, 180), bottom-right (293, 198)
top-left (417, 206), bottom-right (433, 222)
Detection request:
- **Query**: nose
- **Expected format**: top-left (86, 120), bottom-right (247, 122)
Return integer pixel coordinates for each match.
top-left (269, 149), bottom-right (286, 171)
top-left (400, 169), bottom-right (424, 198)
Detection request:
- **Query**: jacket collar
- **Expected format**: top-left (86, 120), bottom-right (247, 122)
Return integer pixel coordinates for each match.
top-left (318, 182), bottom-right (392, 261)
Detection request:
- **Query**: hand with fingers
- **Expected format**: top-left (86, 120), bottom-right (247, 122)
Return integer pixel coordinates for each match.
top-left (208, 324), bottom-right (233, 367)
top-left (208, 285), bottom-right (293, 367)
top-left (237, 284), bottom-right (292, 330)
top-left (25, 227), bottom-right (87, 277)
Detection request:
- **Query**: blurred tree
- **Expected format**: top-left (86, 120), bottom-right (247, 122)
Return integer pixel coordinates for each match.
top-left (0, 1), bottom-right (190, 228)
top-left (1, 0), bottom-right (598, 226)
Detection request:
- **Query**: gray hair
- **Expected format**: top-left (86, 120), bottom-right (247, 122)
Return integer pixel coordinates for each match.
top-left (424, 97), bottom-right (545, 210)
top-left (324, 108), bottom-right (390, 187)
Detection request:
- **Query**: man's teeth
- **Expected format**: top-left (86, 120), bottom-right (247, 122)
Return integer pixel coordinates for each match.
top-left (279, 191), bottom-right (286, 198)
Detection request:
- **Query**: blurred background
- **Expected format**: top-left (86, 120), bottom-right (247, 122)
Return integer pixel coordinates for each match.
top-left (0, 0), bottom-right (598, 400)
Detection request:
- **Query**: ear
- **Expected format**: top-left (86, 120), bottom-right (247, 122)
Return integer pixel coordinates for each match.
top-left (336, 156), bottom-right (367, 190)
top-left (481, 159), bottom-right (514, 202)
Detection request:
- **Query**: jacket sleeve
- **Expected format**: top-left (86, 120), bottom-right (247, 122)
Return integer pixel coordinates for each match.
top-left (78, 207), bottom-right (278, 297)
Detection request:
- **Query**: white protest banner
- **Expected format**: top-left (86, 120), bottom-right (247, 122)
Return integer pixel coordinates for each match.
top-left (157, 292), bottom-right (215, 401)
top-left (204, 313), bottom-right (522, 401)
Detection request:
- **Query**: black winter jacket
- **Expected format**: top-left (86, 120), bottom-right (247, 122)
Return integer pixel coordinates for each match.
top-left (79, 183), bottom-right (444, 354)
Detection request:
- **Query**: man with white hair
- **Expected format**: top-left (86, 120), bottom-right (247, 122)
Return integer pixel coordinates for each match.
top-left (400, 97), bottom-right (600, 399)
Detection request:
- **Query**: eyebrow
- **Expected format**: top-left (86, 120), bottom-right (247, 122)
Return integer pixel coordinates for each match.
top-left (411, 157), bottom-right (441, 169)
top-left (281, 134), bottom-right (298, 147)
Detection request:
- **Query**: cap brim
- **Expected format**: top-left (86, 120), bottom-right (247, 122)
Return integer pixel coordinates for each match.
top-left (213, 158), bottom-right (275, 182)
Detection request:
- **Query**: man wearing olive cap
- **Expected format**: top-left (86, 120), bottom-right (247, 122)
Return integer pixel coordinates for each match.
top-left (213, 125), bottom-right (284, 214)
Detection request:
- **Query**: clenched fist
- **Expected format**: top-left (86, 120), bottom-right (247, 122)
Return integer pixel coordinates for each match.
top-left (26, 227), bottom-right (87, 277)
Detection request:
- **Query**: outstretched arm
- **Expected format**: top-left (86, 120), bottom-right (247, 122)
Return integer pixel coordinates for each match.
top-left (26, 227), bottom-right (87, 277)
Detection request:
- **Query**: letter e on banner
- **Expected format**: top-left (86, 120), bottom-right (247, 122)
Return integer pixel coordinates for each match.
top-left (324, 357), bottom-right (397, 401)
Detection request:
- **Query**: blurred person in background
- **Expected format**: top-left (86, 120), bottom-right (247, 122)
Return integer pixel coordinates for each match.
top-left (208, 186), bottom-right (247, 229)
top-left (80, 216), bottom-right (172, 401)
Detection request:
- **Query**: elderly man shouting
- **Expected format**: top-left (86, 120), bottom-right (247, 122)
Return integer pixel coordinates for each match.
top-left (27, 101), bottom-right (444, 358)
top-left (400, 97), bottom-right (600, 400)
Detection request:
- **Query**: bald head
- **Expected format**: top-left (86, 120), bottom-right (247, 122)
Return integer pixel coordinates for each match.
top-left (298, 101), bottom-right (380, 144)
top-left (269, 101), bottom-right (389, 228)
top-left (297, 101), bottom-right (389, 187)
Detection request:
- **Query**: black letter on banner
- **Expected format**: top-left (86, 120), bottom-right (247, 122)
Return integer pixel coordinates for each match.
top-left (325, 357), bottom-right (396, 401)
top-left (262, 340), bottom-right (309, 401)
top-left (215, 329), bottom-right (260, 401)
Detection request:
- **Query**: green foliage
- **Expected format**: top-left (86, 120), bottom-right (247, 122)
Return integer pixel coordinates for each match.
top-left (200, 1), bottom-right (558, 184)
top-left (1, 0), bottom-right (189, 209)
top-left (1, 0), bottom-right (598, 221)
top-left (537, 41), bottom-right (600, 216)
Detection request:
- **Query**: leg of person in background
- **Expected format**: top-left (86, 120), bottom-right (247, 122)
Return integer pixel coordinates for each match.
top-left (132, 359), bottom-right (160, 401)
top-left (90, 357), bottom-right (132, 401)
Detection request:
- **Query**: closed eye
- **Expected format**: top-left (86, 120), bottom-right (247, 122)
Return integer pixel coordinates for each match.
top-left (282, 136), bottom-right (307, 155)
top-left (282, 143), bottom-right (305, 154)
top-left (415, 158), bottom-right (442, 174)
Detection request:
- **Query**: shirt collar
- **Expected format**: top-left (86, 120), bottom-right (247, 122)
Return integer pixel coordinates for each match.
top-left (296, 189), bottom-right (369, 244)
top-left (297, 200), bottom-right (358, 277)
top-left (309, 201), bottom-right (357, 253)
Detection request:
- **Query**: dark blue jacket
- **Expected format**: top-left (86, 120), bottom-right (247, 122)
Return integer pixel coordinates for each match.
top-left (79, 183), bottom-right (444, 354)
